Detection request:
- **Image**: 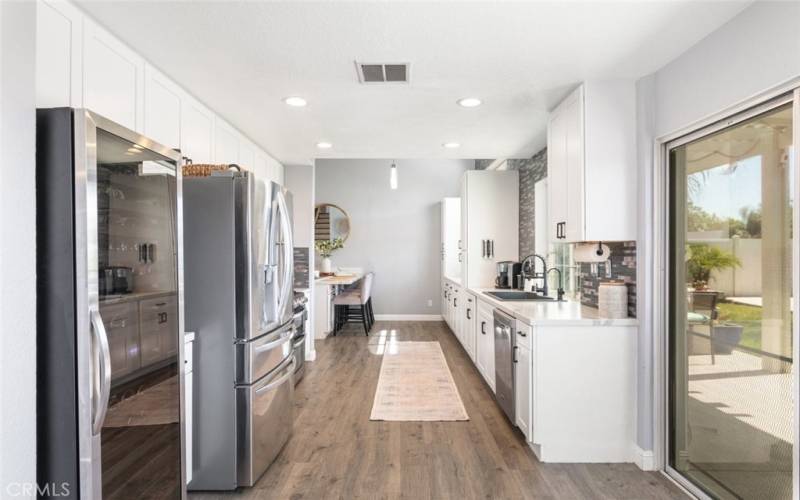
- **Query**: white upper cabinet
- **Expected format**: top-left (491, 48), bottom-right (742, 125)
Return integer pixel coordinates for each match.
top-left (83, 20), bottom-right (144, 132)
top-left (143, 64), bottom-right (182, 149)
top-left (440, 198), bottom-right (462, 281)
top-left (461, 170), bottom-right (519, 288)
top-left (35, 0), bottom-right (280, 180)
top-left (547, 81), bottom-right (636, 243)
top-left (238, 141), bottom-right (256, 172)
top-left (180, 96), bottom-right (215, 164)
top-left (36, 0), bottom-right (83, 107)
top-left (213, 118), bottom-right (240, 164)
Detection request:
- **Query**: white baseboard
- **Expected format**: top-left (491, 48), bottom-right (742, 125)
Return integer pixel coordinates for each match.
top-left (635, 447), bottom-right (656, 471)
top-left (306, 350), bottom-right (317, 361)
top-left (374, 314), bottom-right (443, 321)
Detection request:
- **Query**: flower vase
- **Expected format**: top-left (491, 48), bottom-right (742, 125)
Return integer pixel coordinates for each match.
top-left (321, 257), bottom-right (332, 274)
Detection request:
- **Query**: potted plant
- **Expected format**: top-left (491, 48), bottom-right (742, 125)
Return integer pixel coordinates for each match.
top-left (686, 243), bottom-right (740, 290)
top-left (315, 237), bottom-right (344, 274)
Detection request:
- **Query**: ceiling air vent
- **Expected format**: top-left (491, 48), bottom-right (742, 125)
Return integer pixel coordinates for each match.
top-left (355, 62), bottom-right (411, 84)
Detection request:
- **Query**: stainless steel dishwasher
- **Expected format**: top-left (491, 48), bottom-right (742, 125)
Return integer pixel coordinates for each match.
top-left (494, 308), bottom-right (516, 423)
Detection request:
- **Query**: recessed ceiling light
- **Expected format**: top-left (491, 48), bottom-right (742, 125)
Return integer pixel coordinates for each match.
top-left (283, 96), bottom-right (307, 107)
top-left (457, 97), bottom-right (482, 108)
top-left (316, 142), bottom-right (333, 149)
top-left (442, 142), bottom-right (461, 149)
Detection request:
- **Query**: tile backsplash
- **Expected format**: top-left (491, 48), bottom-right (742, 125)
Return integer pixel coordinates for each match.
top-left (578, 241), bottom-right (637, 317)
top-left (294, 247), bottom-right (310, 289)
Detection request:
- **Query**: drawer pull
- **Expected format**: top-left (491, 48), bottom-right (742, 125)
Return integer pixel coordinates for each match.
top-left (517, 330), bottom-right (527, 337)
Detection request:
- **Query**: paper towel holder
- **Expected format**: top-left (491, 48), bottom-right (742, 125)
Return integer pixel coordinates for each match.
top-left (596, 241), bottom-right (605, 257)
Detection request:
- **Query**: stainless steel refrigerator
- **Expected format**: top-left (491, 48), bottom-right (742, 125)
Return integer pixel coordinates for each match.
top-left (183, 172), bottom-right (295, 491)
top-left (36, 108), bottom-right (186, 499)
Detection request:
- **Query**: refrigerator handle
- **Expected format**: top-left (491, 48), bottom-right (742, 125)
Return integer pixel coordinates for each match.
top-left (276, 190), bottom-right (294, 317)
top-left (90, 310), bottom-right (111, 435)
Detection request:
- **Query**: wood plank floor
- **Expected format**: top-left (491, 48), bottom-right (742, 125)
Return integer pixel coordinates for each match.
top-left (190, 321), bottom-right (686, 500)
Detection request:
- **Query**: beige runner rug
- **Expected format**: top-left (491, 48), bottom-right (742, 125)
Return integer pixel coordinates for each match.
top-left (370, 341), bottom-right (469, 421)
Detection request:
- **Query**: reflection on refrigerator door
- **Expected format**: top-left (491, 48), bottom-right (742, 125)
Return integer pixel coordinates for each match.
top-left (36, 108), bottom-right (184, 499)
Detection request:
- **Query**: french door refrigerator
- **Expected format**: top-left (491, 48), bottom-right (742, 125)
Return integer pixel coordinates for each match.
top-left (183, 172), bottom-right (295, 490)
top-left (37, 108), bottom-right (186, 499)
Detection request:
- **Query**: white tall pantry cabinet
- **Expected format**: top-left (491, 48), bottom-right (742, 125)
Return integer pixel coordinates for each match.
top-left (440, 198), bottom-right (462, 281)
top-left (460, 170), bottom-right (519, 288)
top-left (547, 81), bottom-right (636, 243)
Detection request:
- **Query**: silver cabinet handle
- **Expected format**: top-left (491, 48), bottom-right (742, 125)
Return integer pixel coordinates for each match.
top-left (254, 328), bottom-right (292, 353)
top-left (255, 356), bottom-right (296, 394)
top-left (90, 310), bottom-right (111, 436)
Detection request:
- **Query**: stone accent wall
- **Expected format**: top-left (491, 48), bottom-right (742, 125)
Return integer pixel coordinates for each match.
top-left (508, 152), bottom-right (547, 259)
top-left (293, 247), bottom-right (310, 288)
top-left (578, 241), bottom-right (637, 317)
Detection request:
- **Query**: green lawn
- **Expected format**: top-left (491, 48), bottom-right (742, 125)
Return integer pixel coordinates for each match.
top-left (716, 301), bottom-right (762, 350)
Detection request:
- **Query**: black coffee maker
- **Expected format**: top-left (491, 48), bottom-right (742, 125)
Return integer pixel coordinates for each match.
top-left (495, 261), bottom-right (522, 289)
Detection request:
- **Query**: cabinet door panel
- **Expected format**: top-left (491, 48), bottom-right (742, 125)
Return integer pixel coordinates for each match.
top-left (144, 65), bottom-right (182, 149)
top-left (239, 141), bottom-right (256, 171)
top-left (564, 93), bottom-right (584, 242)
top-left (139, 295), bottom-right (177, 365)
top-left (100, 302), bottom-right (140, 380)
top-left (83, 21), bottom-right (144, 131)
top-left (214, 118), bottom-right (239, 164)
top-left (181, 98), bottom-right (214, 164)
top-left (36, 0), bottom-right (83, 107)
top-left (515, 345), bottom-right (531, 440)
top-left (547, 112), bottom-right (568, 242)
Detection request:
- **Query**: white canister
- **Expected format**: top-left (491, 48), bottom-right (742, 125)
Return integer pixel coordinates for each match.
top-left (598, 281), bottom-right (629, 319)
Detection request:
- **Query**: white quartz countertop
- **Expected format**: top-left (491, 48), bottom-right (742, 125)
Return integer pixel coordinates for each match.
top-left (469, 287), bottom-right (638, 327)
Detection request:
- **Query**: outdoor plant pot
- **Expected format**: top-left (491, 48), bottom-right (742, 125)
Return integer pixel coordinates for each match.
top-left (712, 323), bottom-right (744, 354)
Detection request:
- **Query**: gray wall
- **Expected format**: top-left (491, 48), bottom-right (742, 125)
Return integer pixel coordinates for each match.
top-left (635, 0), bottom-right (800, 455)
top-left (0, 0), bottom-right (37, 492)
top-left (315, 159), bottom-right (470, 315)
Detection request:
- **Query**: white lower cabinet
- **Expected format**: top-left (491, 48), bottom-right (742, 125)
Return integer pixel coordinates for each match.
top-left (475, 298), bottom-right (495, 392)
top-left (314, 283), bottom-right (334, 338)
top-left (462, 293), bottom-right (477, 362)
top-left (514, 320), bottom-right (532, 441)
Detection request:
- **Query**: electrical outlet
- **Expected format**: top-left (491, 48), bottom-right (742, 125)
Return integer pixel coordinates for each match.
top-left (427, 299), bottom-right (433, 307)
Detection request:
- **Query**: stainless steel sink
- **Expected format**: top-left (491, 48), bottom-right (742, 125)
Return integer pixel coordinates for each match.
top-left (484, 291), bottom-right (554, 301)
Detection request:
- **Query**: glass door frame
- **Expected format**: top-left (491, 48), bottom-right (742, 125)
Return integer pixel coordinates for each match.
top-left (654, 86), bottom-right (800, 499)
top-left (74, 109), bottom-right (187, 499)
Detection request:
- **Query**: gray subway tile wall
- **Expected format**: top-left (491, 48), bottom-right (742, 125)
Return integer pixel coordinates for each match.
top-left (578, 241), bottom-right (637, 317)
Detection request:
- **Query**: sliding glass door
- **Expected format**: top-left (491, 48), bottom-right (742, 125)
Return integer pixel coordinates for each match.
top-left (667, 98), bottom-right (796, 499)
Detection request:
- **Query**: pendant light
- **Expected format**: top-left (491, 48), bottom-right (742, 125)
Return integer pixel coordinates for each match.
top-left (389, 161), bottom-right (398, 190)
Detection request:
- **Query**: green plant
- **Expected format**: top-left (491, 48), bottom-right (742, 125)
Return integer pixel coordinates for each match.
top-left (686, 243), bottom-right (740, 289)
top-left (315, 237), bottom-right (344, 258)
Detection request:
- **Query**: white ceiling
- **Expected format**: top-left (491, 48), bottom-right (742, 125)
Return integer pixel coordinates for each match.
top-left (77, 1), bottom-right (751, 165)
